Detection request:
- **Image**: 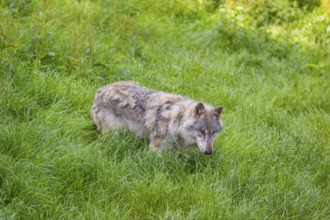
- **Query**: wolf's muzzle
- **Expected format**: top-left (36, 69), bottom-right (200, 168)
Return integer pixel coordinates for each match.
top-left (204, 149), bottom-right (212, 155)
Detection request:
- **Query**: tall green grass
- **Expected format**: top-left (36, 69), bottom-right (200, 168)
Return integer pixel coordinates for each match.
top-left (1, 0), bottom-right (329, 219)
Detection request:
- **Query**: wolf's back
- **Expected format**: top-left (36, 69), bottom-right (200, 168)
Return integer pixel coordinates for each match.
top-left (91, 81), bottom-right (152, 133)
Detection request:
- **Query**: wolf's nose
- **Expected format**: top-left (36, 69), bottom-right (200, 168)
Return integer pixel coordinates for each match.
top-left (204, 150), bottom-right (212, 155)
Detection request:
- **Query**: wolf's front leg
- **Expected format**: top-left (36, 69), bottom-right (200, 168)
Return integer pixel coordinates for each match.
top-left (148, 137), bottom-right (163, 153)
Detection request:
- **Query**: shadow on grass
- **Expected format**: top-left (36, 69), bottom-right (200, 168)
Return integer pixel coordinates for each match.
top-left (91, 128), bottom-right (223, 177)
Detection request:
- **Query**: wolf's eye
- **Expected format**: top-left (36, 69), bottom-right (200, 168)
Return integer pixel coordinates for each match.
top-left (199, 129), bottom-right (206, 136)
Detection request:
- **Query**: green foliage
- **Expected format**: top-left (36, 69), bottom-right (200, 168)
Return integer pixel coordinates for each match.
top-left (0, 0), bottom-right (329, 219)
top-left (194, 16), bottom-right (292, 59)
top-left (293, 0), bottom-right (321, 10)
top-left (3, 0), bottom-right (38, 16)
top-left (251, 0), bottom-right (303, 26)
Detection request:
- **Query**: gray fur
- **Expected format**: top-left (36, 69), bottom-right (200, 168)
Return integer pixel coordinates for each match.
top-left (91, 81), bottom-right (223, 155)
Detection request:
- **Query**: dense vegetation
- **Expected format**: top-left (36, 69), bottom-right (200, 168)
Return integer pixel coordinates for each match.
top-left (1, 0), bottom-right (329, 219)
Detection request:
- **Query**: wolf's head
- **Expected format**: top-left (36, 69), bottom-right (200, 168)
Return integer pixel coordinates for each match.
top-left (184, 103), bottom-right (223, 155)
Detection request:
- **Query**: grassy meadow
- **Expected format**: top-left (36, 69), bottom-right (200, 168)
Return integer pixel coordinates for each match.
top-left (0, 0), bottom-right (329, 219)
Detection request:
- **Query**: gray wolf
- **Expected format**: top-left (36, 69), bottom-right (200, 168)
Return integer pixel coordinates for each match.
top-left (91, 81), bottom-right (223, 155)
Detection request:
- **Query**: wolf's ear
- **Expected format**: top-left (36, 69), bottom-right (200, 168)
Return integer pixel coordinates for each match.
top-left (195, 103), bottom-right (205, 116)
top-left (214, 106), bottom-right (223, 118)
